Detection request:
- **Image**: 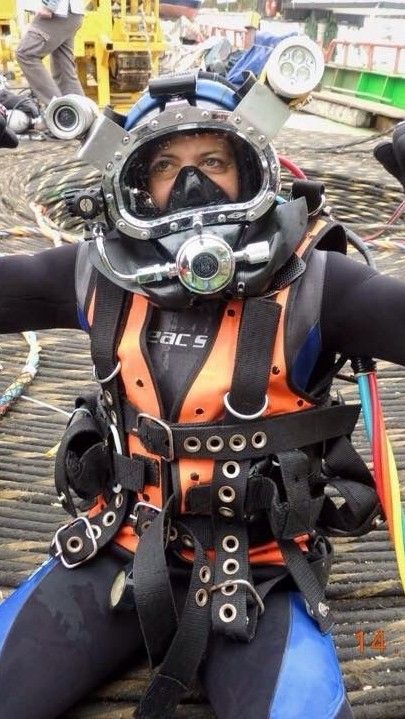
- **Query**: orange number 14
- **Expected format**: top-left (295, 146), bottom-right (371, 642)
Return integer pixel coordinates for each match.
top-left (355, 630), bottom-right (386, 653)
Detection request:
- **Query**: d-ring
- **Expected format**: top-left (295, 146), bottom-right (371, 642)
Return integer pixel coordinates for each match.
top-left (223, 392), bottom-right (268, 421)
top-left (93, 361), bottom-right (122, 385)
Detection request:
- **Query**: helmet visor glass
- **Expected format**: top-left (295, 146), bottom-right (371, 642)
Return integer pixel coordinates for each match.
top-left (119, 129), bottom-right (264, 219)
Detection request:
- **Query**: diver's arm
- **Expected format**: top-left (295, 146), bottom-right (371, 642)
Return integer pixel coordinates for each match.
top-left (321, 250), bottom-right (405, 366)
top-left (0, 244), bottom-right (80, 332)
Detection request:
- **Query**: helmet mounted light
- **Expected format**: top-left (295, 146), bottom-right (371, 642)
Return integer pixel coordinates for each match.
top-left (263, 35), bottom-right (325, 100)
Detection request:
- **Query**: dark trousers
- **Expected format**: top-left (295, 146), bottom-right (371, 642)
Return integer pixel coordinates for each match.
top-left (16, 13), bottom-right (84, 106)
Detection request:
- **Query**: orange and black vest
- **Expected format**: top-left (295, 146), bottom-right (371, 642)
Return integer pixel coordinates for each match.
top-left (54, 216), bottom-right (378, 638)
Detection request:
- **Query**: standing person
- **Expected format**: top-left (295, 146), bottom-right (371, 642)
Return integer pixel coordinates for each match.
top-left (16, 0), bottom-right (85, 107)
top-left (0, 72), bottom-right (405, 719)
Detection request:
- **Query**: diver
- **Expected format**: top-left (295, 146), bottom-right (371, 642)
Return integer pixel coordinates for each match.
top-left (0, 73), bottom-right (405, 719)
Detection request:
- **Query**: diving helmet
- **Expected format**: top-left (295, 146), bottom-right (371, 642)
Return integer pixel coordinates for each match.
top-left (77, 45), bottom-right (323, 307)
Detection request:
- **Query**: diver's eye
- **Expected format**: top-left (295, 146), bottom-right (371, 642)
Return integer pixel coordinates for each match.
top-left (201, 156), bottom-right (235, 174)
top-left (149, 158), bottom-right (176, 178)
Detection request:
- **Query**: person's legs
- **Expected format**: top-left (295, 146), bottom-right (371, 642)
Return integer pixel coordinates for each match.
top-left (16, 15), bottom-right (83, 106)
top-left (0, 550), bottom-right (144, 719)
top-left (201, 591), bottom-right (353, 719)
top-left (50, 14), bottom-right (84, 97)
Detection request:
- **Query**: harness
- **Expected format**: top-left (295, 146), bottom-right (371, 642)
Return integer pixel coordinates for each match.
top-left (51, 214), bottom-right (379, 718)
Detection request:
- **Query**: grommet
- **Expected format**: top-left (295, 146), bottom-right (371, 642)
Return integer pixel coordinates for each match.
top-left (115, 493), bottom-right (124, 509)
top-left (169, 526), bottom-right (178, 542)
top-left (140, 519), bottom-right (151, 532)
top-left (66, 536), bottom-right (83, 554)
top-left (251, 431), bottom-right (267, 450)
top-left (104, 390), bottom-right (114, 406)
top-left (218, 486), bottom-right (236, 503)
top-left (199, 565), bottom-right (211, 583)
top-left (206, 435), bottom-right (224, 453)
top-left (223, 558), bottom-right (239, 575)
top-left (222, 462), bottom-right (240, 479)
top-left (219, 506), bottom-right (235, 518)
top-left (318, 602), bottom-right (330, 618)
top-left (110, 410), bottom-right (118, 426)
top-left (181, 534), bottom-right (194, 548)
top-left (229, 434), bottom-right (247, 452)
top-left (195, 588), bottom-right (209, 607)
top-left (90, 524), bottom-right (102, 540)
top-left (184, 436), bottom-right (202, 453)
top-left (219, 603), bottom-right (237, 623)
top-left (222, 535), bottom-right (239, 553)
top-left (221, 583), bottom-right (237, 596)
top-left (102, 511), bottom-right (116, 527)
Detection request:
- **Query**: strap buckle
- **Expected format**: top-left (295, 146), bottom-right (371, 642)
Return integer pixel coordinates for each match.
top-left (129, 500), bottom-right (161, 527)
top-left (136, 413), bottom-right (175, 461)
top-left (51, 516), bottom-right (98, 569)
top-left (210, 579), bottom-right (265, 615)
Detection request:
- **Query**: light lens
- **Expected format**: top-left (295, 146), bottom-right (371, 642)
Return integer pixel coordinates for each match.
top-left (265, 35), bottom-right (325, 99)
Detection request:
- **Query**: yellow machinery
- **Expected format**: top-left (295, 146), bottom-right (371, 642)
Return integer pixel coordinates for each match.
top-left (74, 0), bottom-right (166, 111)
top-left (0, 0), bottom-right (20, 78)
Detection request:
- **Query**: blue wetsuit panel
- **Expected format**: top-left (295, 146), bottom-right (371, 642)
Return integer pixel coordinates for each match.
top-left (0, 557), bottom-right (57, 651)
top-left (269, 593), bottom-right (345, 719)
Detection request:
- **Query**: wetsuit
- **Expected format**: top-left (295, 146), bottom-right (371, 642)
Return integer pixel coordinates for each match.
top-left (1, 243), bottom-right (405, 719)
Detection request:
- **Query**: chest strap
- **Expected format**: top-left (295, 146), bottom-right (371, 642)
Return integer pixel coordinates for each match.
top-left (127, 402), bottom-right (361, 461)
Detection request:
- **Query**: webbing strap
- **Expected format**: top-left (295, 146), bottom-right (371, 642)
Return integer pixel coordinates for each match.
top-left (91, 272), bottom-right (129, 441)
top-left (279, 538), bottom-right (334, 633)
top-left (126, 403), bottom-right (361, 461)
top-left (134, 522), bottom-right (212, 719)
top-left (227, 297), bottom-right (281, 416)
top-left (211, 298), bottom-right (281, 641)
top-left (132, 499), bottom-right (178, 668)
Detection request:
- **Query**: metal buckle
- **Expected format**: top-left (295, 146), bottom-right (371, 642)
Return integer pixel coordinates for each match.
top-left (129, 500), bottom-right (161, 527)
top-left (52, 516), bottom-right (98, 569)
top-left (136, 413), bottom-right (175, 461)
top-left (210, 579), bottom-right (265, 615)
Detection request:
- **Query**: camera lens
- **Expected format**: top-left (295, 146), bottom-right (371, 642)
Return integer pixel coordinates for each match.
top-left (54, 106), bottom-right (78, 131)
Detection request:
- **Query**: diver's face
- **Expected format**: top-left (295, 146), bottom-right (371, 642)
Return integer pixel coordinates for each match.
top-left (148, 133), bottom-right (239, 211)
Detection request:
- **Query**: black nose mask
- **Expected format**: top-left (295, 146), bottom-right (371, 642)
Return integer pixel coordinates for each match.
top-left (165, 166), bottom-right (233, 212)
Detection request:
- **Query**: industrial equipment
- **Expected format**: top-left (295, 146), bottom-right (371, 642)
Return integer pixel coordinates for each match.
top-left (74, 0), bottom-right (166, 111)
top-left (0, 0), bottom-right (20, 79)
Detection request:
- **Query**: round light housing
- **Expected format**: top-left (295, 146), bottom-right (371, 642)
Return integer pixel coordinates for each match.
top-left (265, 35), bottom-right (325, 99)
top-left (44, 94), bottom-right (99, 140)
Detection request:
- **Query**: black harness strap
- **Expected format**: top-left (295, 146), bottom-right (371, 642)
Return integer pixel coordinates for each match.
top-left (132, 499), bottom-right (179, 668)
top-left (278, 538), bottom-right (334, 633)
top-left (90, 272), bottom-right (130, 443)
top-left (134, 521), bottom-right (212, 719)
top-left (126, 402), bottom-right (361, 461)
top-left (211, 297), bottom-right (281, 641)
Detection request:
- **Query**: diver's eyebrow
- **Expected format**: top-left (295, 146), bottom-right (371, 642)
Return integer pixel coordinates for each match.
top-left (150, 151), bottom-right (178, 161)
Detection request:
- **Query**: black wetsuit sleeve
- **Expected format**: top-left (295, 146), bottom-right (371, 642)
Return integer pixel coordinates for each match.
top-left (0, 243), bottom-right (80, 333)
top-left (321, 250), bottom-right (405, 366)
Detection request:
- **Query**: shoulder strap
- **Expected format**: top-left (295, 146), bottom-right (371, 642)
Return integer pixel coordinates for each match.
top-left (90, 271), bottom-right (131, 443)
